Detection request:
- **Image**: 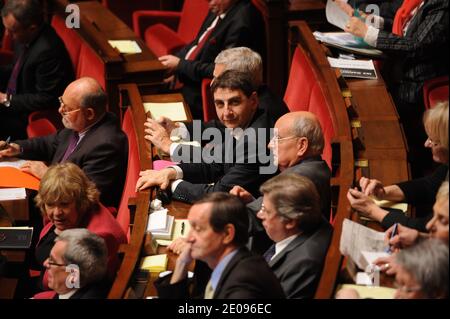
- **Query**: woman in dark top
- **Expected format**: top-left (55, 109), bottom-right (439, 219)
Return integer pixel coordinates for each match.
top-left (347, 101), bottom-right (448, 231)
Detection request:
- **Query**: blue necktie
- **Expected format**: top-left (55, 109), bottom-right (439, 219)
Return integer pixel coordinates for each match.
top-left (263, 244), bottom-right (276, 262)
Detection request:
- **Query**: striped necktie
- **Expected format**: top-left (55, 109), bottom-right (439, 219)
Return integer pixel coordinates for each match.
top-left (60, 132), bottom-right (79, 162)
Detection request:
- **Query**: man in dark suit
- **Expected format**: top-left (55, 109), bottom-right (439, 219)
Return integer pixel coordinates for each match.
top-left (136, 70), bottom-right (276, 203)
top-left (33, 228), bottom-right (110, 299)
top-left (0, 77), bottom-right (128, 208)
top-left (154, 192), bottom-right (285, 299)
top-left (213, 47), bottom-right (289, 121)
top-left (258, 173), bottom-right (332, 299)
top-left (0, 0), bottom-right (74, 140)
top-left (158, 0), bottom-right (265, 119)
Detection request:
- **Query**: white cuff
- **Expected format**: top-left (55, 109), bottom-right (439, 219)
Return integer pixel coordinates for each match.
top-left (169, 143), bottom-right (181, 159)
top-left (364, 25), bottom-right (379, 47)
top-left (171, 179), bottom-right (183, 193)
top-left (169, 165), bottom-right (183, 180)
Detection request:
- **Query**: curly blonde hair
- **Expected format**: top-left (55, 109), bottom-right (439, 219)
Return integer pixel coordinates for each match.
top-left (35, 163), bottom-right (100, 216)
top-left (424, 101), bottom-right (448, 151)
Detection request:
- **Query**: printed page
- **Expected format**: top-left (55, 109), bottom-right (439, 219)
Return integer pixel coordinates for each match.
top-left (144, 102), bottom-right (188, 122)
top-left (108, 40), bottom-right (142, 54)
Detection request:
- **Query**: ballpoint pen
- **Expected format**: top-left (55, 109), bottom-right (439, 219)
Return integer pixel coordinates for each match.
top-left (385, 223), bottom-right (398, 253)
top-left (0, 136), bottom-right (11, 151)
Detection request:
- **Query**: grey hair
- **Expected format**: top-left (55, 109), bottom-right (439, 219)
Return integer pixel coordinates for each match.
top-left (56, 228), bottom-right (108, 288)
top-left (260, 173), bottom-right (321, 232)
top-left (292, 116), bottom-right (325, 156)
top-left (214, 47), bottom-right (263, 87)
top-left (436, 181), bottom-right (449, 203)
top-left (395, 238), bottom-right (449, 298)
top-left (1, 0), bottom-right (44, 27)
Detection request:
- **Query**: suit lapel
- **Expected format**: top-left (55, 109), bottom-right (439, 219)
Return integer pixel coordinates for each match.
top-left (268, 233), bottom-right (310, 267)
top-left (213, 247), bottom-right (248, 298)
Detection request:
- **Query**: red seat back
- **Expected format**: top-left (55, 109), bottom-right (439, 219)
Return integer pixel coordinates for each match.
top-left (423, 75), bottom-right (449, 109)
top-left (26, 118), bottom-right (57, 138)
top-left (201, 78), bottom-right (217, 122)
top-left (117, 108), bottom-right (140, 240)
top-left (177, 0), bottom-right (210, 44)
top-left (51, 15), bottom-right (82, 73)
top-left (101, 0), bottom-right (162, 28)
top-left (77, 43), bottom-right (106, 90)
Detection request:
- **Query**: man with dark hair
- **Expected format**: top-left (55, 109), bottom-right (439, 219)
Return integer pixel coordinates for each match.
top-left (0, 0), bottom-right (74, 140)
top-left (258, 173), bottom-right (332, 298)
top-left (0, 77), bottom-right (128, 208)
top-left (137, 70), bottom-right (276, 203)
top-left (154, 192), bottom-right (285, 299)
top-left (158, 0), bottom-right (265, 119)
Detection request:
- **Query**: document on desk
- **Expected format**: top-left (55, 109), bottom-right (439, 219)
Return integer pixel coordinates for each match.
top-left (144, 102), bottom-right (188, 122)
top-left (327, 57), bottom-right (377, 79)
top-left (0, 187), bottom-right (26, 200)
top-left (313, 31), bottom-right (384, 57)
top-left (140, 254), bottom-right (168, 273)
top-left (325, 0), bottom-right (350, 30)
top-left (0, 158), bottom-right (26, 169)
top-left (340, 218), bottom-right (387, 269)
top-left (338, 284), bottom-right (396, 299)
top-left (108, 40), bottom-right (142, 54)
top-left (0, 227), bottom-right (34, 249)
top-left (0, 167), bottom-right (40, 190)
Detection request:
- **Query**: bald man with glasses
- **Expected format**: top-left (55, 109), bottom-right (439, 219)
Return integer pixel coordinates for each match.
top-left (0, 77), bottom-right (128, 208)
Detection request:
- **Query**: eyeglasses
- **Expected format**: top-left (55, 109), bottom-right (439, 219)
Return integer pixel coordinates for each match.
top-left (270, 135), bottom-right (299, 144)
top-left (59, 96), bottom-right (82, 116)
top-left (46, 257), bottom-right (67, 268)
top-left (394, 282), bottom-right (422, 293)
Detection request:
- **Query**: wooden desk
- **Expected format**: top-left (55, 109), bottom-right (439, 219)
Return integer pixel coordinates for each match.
top-left (50, 0), bottom-right (167, 116)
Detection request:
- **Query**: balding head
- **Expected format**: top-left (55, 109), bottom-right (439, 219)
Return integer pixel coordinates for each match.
top-left (269, 111), bottom-right (324, 170)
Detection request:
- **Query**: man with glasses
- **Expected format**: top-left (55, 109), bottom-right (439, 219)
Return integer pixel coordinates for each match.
top-left (0, 0), bottom-right (74, 140)
top-left (0, 77), bottom-right (128, 208)
top-left (33, 228), bottom-right (110, 299)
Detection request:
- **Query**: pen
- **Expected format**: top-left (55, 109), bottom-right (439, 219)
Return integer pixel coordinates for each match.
top-left (181, 222), bottom-right (185, 235)
top-left (385, 223), bottom-right (398, 253)
top-left (0, 136), bottom-right (10, 151)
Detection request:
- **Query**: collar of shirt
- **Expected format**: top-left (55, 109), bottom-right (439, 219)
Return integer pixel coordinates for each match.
top-left (274, 234), bottom-right (299, 259)
top-left (58, 289), bottom-right (78, 299)
top-left (77, 113), bottom-right (105, 142)
top-left (209, 249), bottom-right (238, 291)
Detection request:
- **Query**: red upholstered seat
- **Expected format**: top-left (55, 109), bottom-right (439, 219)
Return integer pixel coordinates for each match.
top-left (26, 118), bottom-right (57, 138)
top-left (117, 108), bottom-right (140, 240)
top-left (1, 28), bottom-right (14, 65)
top-left (284, 46), bottom-right (335, 168)
top-left (201, 78), bottom-right (216, 122)
top-left (51, 15), bottom-right (82, 73)
top-left (133, 0), bottom-right (209, 56)
top-left (101, 0), bottom-right (162, 29)
top-left (423, 76), bottom-right (449, 109)
top-left (77, 43), bottom-right (106, 90)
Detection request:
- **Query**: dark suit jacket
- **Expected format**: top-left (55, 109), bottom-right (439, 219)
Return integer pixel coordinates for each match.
top-left (154, 247), bottom-right (285, 299)
top-left (0, 24), bottom-right (74, 139)
top-left (269, 218), bottom-right (332, 299)
top-left (258, 85), bottom-right (289, 122)
top-left (247, 156), bottom-right (332, 235)
top-left (376, 0), bottom-right (449, 106)
top-left (381, 164), bottom-right (448, 231)
top-left (175, 0), bottom-right (265, 118)
top-left (172, 109), bottom-right (276, 203)
top-left (16, 113), bottom-right (128, 208)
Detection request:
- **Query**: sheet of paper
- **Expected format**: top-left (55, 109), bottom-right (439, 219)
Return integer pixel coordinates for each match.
top-left (147, 209), bottom-right (169, 232)
top-left (338, 284), bottom-right (396, 299)
top-left (360, 251), bottom-right (390, 270)
top-left (0, 167), bottom-right (40, 190)
top-left (0, 187), bottom-right (26, 200)
top-left (326, 0), bottom-right (350, 30)
top-left (327, 57), bottom-right (377, 79)
top-left (140, 254), bottom-right (168, 272)
top-left (373, 198), bottom-right (408, 212)
top-left (340, 218), bottom-right (387, 269)
top-left (108, 40), bottom-right (142, 54)
top-left (0, 158), bottom-right (26, 169)
top-left (144, 102), bottom-right (187, 122)
top-left (356, 272), bottom-right (373, 285)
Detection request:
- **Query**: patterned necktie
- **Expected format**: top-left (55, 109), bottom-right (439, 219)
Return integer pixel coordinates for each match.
top-left (6, 48), bottom-right (27, 95)
top-left (60, 132), bottom-right (79, 162)
top-left (204, 279), bottom-right (215, 299)
top-left (186, 16), bottom-right (221, 61)
top-left (263, 244), bottom-right (276, 262)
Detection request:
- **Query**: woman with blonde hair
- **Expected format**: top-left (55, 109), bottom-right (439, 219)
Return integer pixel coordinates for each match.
top-left (347, 101), bottom-right (449, 231)
top-left (34, 162), bottom-right (126, 291)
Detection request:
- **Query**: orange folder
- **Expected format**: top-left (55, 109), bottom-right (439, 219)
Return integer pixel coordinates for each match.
top-left (0, 167), bottom-right (40, 190)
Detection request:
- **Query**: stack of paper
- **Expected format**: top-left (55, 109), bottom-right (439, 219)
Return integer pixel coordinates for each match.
top-left (155, 219), bottom-right (191, 246)
top-left (140, 254), bottom-right (168, 273)
top-left (0, 187), bottom-right (26, 200)
top-left (147, 210), bottom-right (175, 240)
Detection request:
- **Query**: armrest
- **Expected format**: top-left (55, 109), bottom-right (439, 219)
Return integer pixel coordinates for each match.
top-left (133, 10), bottom-right (182, 39)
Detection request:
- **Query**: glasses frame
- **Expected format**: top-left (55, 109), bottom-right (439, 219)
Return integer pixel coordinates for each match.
top-left (270, 135), bottom-right (300, 144)
top-left (46, 258), bottom-right (67, 268)
top-left (59, 96), bottom-right (82, 116)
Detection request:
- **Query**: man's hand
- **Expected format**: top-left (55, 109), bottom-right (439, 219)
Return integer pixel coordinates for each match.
top-left (230, 185), bottom-right (255, 204)
top-left (156, 116), bottom-right (179, 134)
top-left (20, 161), bottom-right (48, 179)
top-left (344, 17), bottom-right (368, 38)
top-left (159, 55), bottom-right (180, 74)
top-left (0, 92), bottom-right (7, 104)
top-left (359, 177), bottom-right (386, 198)
top-left (170, 241), bottom-right (193, 284)
top-left (135, 168), bottom-right (177, 192)
top-left (334, 0), bottom-right (354, 16)
top-left (346, 188), bottom-right (388, 222)
top-left (168, 237), bottom-right (189, 255)
top-left (0, 142), bottom-right (21, 158)
top-left (144, 118), bottom-right (173, 154)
